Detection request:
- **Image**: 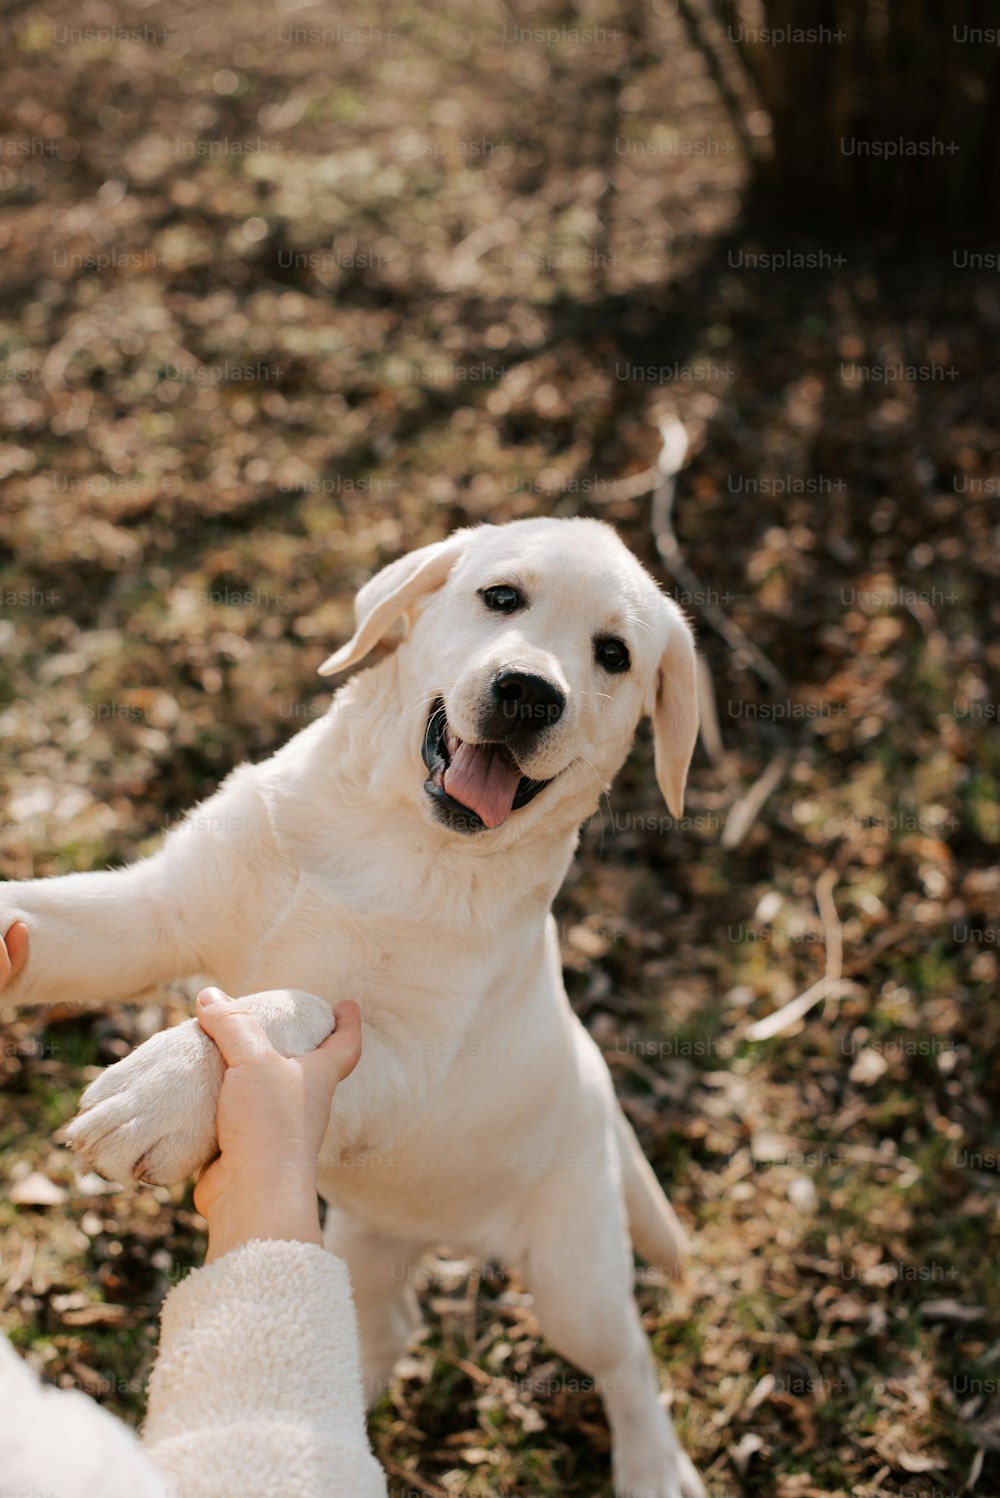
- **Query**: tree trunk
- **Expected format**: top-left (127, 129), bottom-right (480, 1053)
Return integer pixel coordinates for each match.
top-left (720, 0), bottom-right (1000, 227)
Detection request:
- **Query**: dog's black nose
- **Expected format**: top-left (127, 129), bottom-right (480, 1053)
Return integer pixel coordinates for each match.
top-left (492, 670), bottom-right (565, 730)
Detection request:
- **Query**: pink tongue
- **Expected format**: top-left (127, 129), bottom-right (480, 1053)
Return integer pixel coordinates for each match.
top-left (443, 742), bottom-right (522, 828)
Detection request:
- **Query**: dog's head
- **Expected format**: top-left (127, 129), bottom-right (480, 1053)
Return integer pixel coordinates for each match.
top-left (319, 518), bottom-right (698, 837)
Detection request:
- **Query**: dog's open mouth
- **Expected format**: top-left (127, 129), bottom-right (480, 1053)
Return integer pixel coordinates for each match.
top-left (422, 701), bottom-right (551, 833)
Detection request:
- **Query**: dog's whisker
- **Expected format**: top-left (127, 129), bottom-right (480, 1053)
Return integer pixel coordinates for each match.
top-left (404, 689), bottom-right (446, 713)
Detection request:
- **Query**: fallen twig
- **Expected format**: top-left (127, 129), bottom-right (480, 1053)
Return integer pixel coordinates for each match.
top-left (651, 418), bottom-right (787, 697)
top-left (747, 869), bottom-right (861, 1040)
top-left (721, 751), bottom-right (791, 850)
top-left (380, 1460), bottom-right (451, 1498)
top-left (696, 656), bottom-right (725, 769)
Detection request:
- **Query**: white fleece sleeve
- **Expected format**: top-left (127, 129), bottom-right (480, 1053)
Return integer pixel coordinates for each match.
top-left (0, 1333), bottom-right (168, 1498)
top-left (142, 1238), bottom-right (387, 1498)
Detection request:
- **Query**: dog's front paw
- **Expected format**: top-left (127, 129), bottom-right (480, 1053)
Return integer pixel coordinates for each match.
top-left (65, 1019), bottom-right (223, 1186)
top-left (63, 988), bottom-right (335, 1187)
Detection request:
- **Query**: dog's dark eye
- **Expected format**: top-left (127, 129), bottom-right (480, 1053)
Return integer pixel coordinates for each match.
top-left (481, 585), bottom-right (522, 613)
top-left (595, 637), bottom-right (630, 674)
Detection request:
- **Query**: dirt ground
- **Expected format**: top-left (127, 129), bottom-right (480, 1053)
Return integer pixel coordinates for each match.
top-left (1, 1), bottom-right (999, 1495)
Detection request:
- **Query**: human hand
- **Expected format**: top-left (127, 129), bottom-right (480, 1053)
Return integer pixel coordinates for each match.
top-left (0, 922), bottom-right (29, 992)
top-left (192, 987), bottom-right (362, 1263)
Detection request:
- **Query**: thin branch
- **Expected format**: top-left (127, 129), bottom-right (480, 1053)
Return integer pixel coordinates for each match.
top-left (721, 750), bottom-right (790, 850)
top-left (380, 1461), bottom-right (451, 1498)
top-left (696, 655), bottom-right (725, 768)
top-left (747, 869), bottom-right (861, 1041)
top-left (650, 419), bottom-right (788, 696)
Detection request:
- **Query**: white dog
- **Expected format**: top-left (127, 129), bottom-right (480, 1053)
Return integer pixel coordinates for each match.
top-left (2, 517), bottom-right (704, 1498)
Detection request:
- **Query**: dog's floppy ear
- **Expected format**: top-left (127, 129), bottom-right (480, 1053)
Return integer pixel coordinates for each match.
top-left (648, 605), bottom-right (699, 818)
top-left (318, 533), bottom-right (467, 676)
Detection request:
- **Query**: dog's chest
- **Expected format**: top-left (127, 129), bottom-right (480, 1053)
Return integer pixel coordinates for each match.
top-left (229, 871), bottom-right (520, 1008)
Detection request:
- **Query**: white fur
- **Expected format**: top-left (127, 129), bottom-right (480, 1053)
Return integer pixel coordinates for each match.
top-left (3, 518), bottom-right (703, 1498)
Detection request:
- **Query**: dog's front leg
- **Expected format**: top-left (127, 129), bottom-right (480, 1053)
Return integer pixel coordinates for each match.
top-left (1, 769), bottom-right (284, 1009)
top-left (0, 858), bottom-right (198, 1010)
